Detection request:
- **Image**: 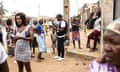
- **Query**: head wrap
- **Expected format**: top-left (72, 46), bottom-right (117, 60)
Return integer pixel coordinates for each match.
top-left (106, 18), bottom-right (120, 34)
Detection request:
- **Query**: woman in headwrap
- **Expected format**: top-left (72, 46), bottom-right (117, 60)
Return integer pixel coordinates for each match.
top-left (88, 18), bottom-right (120, 72)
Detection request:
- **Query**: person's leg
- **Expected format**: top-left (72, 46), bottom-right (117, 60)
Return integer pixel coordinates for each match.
top-left (92, 31), bottom-right (100, 50)
top-left (78, 40), bottom-right (82, 49)
top-left (0, 60), bottom-right (9, 72)
top-left (33, 37), bottom-right (37, 54)
top-left (72, 32), bottom-right (76, 48)
top-left (61, 38), bottom-right (65, 58)
top-left (52, 41), bottom-right (56, 54)
top-left (17, 61), bottom-right (24, 72)
top-left (57, 38), bottom-right (61, 57)
top-left (72, 40), bottom-right (75, 48)
top-left (53, 48), bottom-right (55, 54)
top-left (86, 31), bottom-right (94, 48)
top-left (24, 62), bottom-right (32, 72)
top-left (37, 52), bottom-right (44, 60)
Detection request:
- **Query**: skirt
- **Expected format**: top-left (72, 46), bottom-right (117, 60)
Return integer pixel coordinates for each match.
top-left (72, 31), bottom-right (80, 40)
top-left (35, 34), bottom-right (50, 53)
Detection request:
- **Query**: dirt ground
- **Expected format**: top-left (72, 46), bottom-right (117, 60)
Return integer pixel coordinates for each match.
top-left (7, 31), bottom-right (91, 72)
top-left (8, 53), bottom-right (91, 72)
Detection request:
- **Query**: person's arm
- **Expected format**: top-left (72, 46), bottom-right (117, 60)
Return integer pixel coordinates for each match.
top-left (85, 19), bottom-right (89, 25)
top-left (52, 24), bottom-right (57, 30)
top-left (15, 27), bottom-right (34, 41)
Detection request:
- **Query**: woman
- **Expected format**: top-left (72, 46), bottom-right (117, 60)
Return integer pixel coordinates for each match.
top-left (88, 18), bottom-right (120, 72)
top-left (33, 19), bottom-right (49, 60)
top-left (14, 13), bottom-right (33, 72)
top-left (71, 16), bottom-right (81, 49)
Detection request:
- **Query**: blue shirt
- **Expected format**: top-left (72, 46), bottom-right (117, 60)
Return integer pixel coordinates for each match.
top-left (36, 24), bottom-right (44, 34)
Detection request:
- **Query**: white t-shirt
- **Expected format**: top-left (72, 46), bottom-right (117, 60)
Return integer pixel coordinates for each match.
top-left (60, 20), bottom-right (66, 28)
top-left (48, 21), bottom-right (52, 26)
top-left (0, 43), bottom-right (8, 64)
top-left (94, 18), bottom-right (101, 31)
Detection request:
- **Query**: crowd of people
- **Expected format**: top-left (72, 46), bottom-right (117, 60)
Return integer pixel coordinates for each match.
top-left (0, 13), bottom-right (69, 72)
top-left (0, 10), bottom-right (120, 72)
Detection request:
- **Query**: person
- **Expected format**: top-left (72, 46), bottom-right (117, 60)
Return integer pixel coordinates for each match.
top-left (51, 20), bottom-right (57, 54)
top-left (0, 20), bottom-right (9, 72)
top-left (71, 16), bottom-right (81, 49)
top-left (88, 18), bottom-right (120, 72)
top-left (31, 20), bottom-right (38, 57)
top-left (52, 14), bottom-right (66, 61)
top-left (42, 19), bottom-right (48, 35)
top-left (33, 19), bottom-right (49, 61)
top-left (48, 19), bottom-right (53, 30)
top-left (14, 12), bottom-right (33, 72)
top-left (6, 18), bottom-right (15, 56)
top-left (85, 12), bottom-right (95, 30)
top-left (86, 11), bottom-right (101, 52)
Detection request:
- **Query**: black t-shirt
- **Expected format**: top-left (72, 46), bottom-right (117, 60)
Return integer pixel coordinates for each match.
top-left (85, 17), bottom-right (98, 29)
top-left (71, 21), bottom-right (80, 31)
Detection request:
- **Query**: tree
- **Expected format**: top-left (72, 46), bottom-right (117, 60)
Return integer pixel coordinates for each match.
top-left (0, 1), bottom-right (8, 18)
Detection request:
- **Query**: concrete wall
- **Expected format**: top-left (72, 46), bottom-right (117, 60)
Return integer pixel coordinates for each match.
top-left (101, 0), bottom-right (114, 27)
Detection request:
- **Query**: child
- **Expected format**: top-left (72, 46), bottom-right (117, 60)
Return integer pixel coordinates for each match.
top-left (51, 29), bottom-right (57, 54)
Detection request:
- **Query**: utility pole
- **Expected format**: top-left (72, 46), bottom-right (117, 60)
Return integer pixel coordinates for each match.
top-left (38, 4), bottom-right (40, 17)
top-left (63, 0), bottom-right (69, 23)
top-left (64, 0), bottom-right (70, 42)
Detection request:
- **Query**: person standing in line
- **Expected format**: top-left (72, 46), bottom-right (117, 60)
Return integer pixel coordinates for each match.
top-left (14, 13), bottom-right (33, 72)
top-left (71, 16), bottom-right (81, 49)
top-left (52, 14), bottom-right (66, 61)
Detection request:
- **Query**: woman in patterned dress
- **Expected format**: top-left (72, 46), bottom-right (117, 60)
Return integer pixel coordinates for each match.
top-left (14, 13), bottom-right (33, 72)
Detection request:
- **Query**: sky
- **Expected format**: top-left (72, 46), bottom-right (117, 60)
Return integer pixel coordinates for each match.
top-left (0, 0), bottom-right (98, 17)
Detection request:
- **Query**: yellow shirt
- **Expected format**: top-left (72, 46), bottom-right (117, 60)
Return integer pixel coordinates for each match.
top-left (42, 23), bottom-right (48, 32)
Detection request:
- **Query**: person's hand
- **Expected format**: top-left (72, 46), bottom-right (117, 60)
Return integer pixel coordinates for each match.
top-left (15, 36), bottom-right (22, 40)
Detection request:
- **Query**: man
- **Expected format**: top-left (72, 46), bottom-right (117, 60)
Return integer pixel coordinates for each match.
top-left (52, 14), bottom-right (66, 61)
top-left (86, 11), bottom-right (101, 52)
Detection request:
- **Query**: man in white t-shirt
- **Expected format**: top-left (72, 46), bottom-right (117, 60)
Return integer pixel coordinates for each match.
top-left (52, 14), bottom-right (66, 61)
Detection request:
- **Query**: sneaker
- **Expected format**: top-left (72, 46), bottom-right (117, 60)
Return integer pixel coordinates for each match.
top-left (57, 57), bottom-right (64, 61)
top-left (54, 56), bottom-right (61, 59)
